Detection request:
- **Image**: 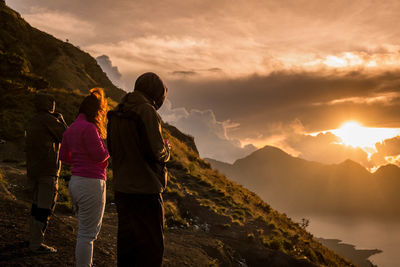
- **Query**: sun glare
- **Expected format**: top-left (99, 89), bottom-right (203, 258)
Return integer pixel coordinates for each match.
top-left (331, 121), bottom-right (400, 148)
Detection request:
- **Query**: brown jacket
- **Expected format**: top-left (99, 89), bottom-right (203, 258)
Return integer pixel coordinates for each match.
top-left (25, 94), bottom-right (68, 178)
top-left (107, 74), bottom-right (169, 194)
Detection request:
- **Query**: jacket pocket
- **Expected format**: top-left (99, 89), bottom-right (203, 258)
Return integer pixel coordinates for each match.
top-left (153, 163), bottom-right (168, 189)
top-left (47, 142), bottom-right (60, 171)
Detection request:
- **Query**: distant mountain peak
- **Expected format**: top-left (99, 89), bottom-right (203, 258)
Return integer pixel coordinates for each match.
top-left (259, 145), bottom-right (288, 153)
top-left (338, 159), bottom-right (363, 167)
top-left (333, 159), bottom-right (371, 176)
top-left (241, 145), bottom-right (290, 160)
top-left (374, 163), bottom-right (400, 177)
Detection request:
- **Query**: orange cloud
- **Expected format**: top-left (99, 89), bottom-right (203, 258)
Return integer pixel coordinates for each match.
top-left (371, 136), bottom-right (400, 167)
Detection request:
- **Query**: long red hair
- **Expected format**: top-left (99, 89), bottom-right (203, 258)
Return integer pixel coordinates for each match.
top-left (78, 88), bottom-right (108, 138)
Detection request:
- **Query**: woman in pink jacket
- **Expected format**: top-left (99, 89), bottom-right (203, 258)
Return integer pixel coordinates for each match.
top-left (60, 88), bottom-right (109, 267)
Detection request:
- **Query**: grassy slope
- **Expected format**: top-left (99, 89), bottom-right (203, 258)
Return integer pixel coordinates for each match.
top-left (0, 3), bottom-right (125, 102)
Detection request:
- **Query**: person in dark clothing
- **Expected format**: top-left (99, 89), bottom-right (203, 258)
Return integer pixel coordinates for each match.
top-left (25, 93), bottom-right (68, 253)
top-left (107, 72), bottom-right (170, 266)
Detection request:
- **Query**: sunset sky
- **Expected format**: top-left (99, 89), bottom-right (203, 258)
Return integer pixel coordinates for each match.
top-left (8, 0), bottom-right (400, 168)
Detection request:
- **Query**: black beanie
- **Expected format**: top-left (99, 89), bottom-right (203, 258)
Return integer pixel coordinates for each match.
top-left (134, 72), bottom-right (167, 110)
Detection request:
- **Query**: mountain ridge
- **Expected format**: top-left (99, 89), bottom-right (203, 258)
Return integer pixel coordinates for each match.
top-left (207, 145), bottom-right (400, 218)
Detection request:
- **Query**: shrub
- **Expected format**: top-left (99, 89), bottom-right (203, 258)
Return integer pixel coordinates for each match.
top-left (0, 168), bottom-right (4, 182)
top-left (304, 247), bottom-right (317, 262)
top-left (164, 200), bottom-right (188, 228)
top-left (262, 236), bottom-right (285, 251)
top-left (219, 223), bottom-right (231, 229)
top-left (247, 233), bottom-right (255, 242)
top-left (255, 215), bottom-right (267, 223)
top-left (231, 219), bottom-right (243, 226)
top-left (268, 239), bottom-right (282, 250)
top-left (106, 168), bottom-right (114, 203)
top-left (187, 154), bottom-right (197, 162)
top-left (187, 163), bottom-right (195, 174)
top-left (268, 222), bottom-right (277, 230)
top-left (300, 218), bottom-right (310, 230)
top-left (56, 178), bottom-right (72, 211)
top-left (283, 239), bottom-right (293, 251)
top-left (232, 208), bottom-right (246, 222)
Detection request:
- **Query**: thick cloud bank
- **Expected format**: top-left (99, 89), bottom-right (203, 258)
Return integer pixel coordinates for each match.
top-left (372, 136), bottom-right (400, 167)
top-left (159, 100), bottom-right (256, 163)
top-left (96, 55), bottom-right (126, 90)
top-left (167, 70), bottom-right (400, 139)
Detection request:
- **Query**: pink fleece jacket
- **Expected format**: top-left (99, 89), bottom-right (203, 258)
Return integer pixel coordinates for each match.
top-left (60, 113), bottom-right (109, 180)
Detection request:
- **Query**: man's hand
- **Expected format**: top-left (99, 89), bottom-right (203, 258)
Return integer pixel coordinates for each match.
top-left (53, 112), bottom-right (68, 128)
top-left (164, 139), bottom-right (172, 151)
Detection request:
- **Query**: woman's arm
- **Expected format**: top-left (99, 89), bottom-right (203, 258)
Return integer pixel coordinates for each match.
top-left (59, 134), bottom-right (73, 165)
top-left (83, 124), bottom-right (110, 163)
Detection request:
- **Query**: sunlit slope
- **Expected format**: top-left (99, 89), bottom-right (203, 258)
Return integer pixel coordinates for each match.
top-left (0, 2), bottom-right (125, 101)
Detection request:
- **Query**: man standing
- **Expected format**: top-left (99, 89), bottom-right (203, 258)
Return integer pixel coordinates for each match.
top-left (25, 93), bottom-right (67, 253)
top-left (107, 72), bottom-right (170, 266)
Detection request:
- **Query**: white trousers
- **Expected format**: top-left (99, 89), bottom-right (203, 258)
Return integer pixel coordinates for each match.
top-left (69, 175), bottom-right (106, 267)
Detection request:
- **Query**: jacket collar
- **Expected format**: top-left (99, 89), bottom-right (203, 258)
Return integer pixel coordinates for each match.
top-left (119, 91), bottom-right (152, 112)
top-left (77, 113), bottom-right (87, 121)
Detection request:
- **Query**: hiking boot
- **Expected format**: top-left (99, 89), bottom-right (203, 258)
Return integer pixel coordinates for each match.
top-left (31, 244), bottom-right (57, 254)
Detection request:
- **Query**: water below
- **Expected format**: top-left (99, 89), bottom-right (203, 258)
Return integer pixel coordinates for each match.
top-left (295, 215), bottom-right (400, 267)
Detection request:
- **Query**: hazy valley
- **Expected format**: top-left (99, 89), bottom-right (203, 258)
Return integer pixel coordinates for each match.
top-left (207, 147), bottom-right (400, 266)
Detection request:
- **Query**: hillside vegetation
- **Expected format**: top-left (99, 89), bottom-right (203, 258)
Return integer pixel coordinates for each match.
top-left (0, 2), bottom-right (354, 266)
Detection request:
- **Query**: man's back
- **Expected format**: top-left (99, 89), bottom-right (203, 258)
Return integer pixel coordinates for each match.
top-left (107, 90), bottom-right (169, 194)
top-left (26, 98), bottom-right (66, 178)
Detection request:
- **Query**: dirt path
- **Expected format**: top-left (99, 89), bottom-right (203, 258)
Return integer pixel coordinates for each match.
top-left (0, 162), bottom-right (242, 266)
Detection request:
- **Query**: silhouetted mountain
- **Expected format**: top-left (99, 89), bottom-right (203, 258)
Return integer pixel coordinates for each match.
top-left (207, 146), bottom-right (400, 218)
top-left (316, 238), bottom-right (381, 267)
top-left (374, 163), bottom-right (400, 178)
top-left (0, 2), bottom-right (125, 101)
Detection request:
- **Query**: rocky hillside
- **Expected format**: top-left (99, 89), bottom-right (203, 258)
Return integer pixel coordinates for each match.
top-left (0, 2), bottom-right (355, 266)
top-left (0, 1), bottom-right (125, 102)
top-left (207, 146), bottom-right (400, 218)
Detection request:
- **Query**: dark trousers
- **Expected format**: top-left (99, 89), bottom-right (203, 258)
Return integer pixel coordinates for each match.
top-left (115, 191), bottom-right (164, 267)
top-left (28, 175), bottom-right (58, 249)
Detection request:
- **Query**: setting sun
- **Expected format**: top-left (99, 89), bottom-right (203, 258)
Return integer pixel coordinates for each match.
top-left (331, 121), bottom-right (400, 148)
